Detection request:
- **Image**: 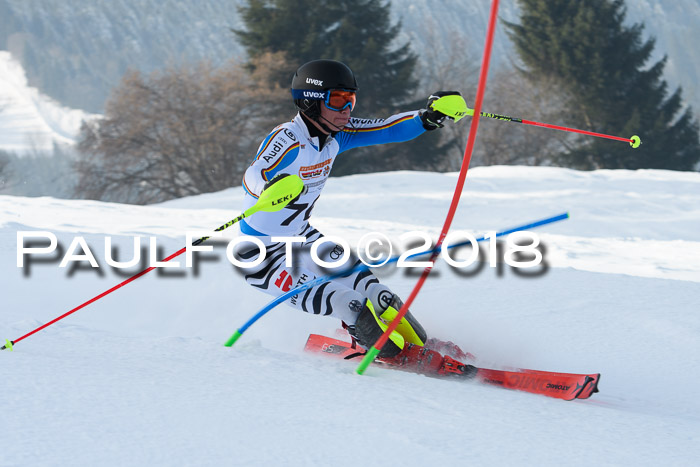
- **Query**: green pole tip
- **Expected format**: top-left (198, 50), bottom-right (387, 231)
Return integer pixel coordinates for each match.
top-left (224, 330), bottom-right (242, 348)
top-left (356, 346), bottom-right (381, 375)
top-left (630, 135), bottom-right (641, 148)
top-left (3, 339), bottom-right (13, 351)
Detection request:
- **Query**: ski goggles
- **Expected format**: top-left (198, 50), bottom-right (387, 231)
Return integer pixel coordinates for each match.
top-left (324, 89), bottom-right (356, 111)
top-left (291, 88), bottom-right (357, 111)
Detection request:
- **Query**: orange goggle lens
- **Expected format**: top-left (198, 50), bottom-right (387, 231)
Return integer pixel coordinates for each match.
top-left (325, 90), bottom-right (356, 111)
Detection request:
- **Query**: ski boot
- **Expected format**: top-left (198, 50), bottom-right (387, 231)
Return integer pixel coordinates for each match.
top-left (346, 299), bottom-right (405, 358)
top-left (346, 293), bottom-right (431, 358)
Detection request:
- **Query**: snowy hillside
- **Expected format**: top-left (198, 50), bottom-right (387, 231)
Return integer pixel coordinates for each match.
top-left (0, 51), bottom-right (92, 154)
top-left (2, 167), bottom-right (700, 465)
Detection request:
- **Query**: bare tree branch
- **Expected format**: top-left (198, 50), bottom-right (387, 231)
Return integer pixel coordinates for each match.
top-left (75, 53), bottom-right (290, 204)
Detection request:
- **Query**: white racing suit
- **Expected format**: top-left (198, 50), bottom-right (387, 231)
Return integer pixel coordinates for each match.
top-left (237, 111), bottom-right (425, 326)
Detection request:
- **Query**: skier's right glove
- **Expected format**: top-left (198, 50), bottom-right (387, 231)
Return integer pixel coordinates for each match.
top-left (263, 173), bottom-right (307, 202)
top-left (420, 91), bottom-right (468, 130)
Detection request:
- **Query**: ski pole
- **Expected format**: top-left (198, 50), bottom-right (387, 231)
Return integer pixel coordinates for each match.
top-left (467, 107), bottom-right (642, 148)
top-left (1, 175), bottom-right (305, 351)
top-left (223, 211), bottom-right (569, 347)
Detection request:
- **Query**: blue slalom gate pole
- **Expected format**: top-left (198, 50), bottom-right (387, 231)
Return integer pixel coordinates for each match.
top-left (224, 212), bottom-right (569, 347)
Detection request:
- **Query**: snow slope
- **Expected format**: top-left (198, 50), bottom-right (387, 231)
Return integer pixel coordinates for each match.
top-left (2, 167), bottom-right (699, 466)
top-left (0, 51), bottom-right (92, 154)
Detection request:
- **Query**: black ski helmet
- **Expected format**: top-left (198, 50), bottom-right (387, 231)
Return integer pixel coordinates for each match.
top-left (291, 59), bottom-right (358, 118)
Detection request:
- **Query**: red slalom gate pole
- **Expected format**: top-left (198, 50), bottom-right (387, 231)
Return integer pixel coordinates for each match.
top-left (2, 248), bottom-right (186, 350)
top-left (1, 175), bottom-right (305, 351)
top-left (356, 0), bottom-right (501, 374)
top-left (470, 109), bottom-right (642, 148)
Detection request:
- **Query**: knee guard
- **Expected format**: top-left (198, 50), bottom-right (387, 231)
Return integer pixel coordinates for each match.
top-left (366, 285), bottom-right (427, 346)
top-left (377, 294), bottom-right (427, 347)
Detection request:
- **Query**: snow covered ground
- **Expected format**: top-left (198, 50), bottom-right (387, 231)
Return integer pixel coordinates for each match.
top-left (0, 51), bottom-right (92, 154)
top-left (1, 167), bottom-right (699, 466)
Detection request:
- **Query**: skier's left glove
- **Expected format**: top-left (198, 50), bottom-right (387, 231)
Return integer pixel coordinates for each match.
top-left (420, 91), bottom-right (468, 130)
top-left (263, 173), bottom-right (307, 203)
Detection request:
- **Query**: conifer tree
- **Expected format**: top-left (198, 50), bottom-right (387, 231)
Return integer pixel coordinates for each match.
top-left (506, 0), bottom-right (700, 170)
top-left (235, 0), bottom-right (417, 116)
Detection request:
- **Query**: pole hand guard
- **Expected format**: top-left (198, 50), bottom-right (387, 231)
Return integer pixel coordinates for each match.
top-left (257, 174), bottom-right (305, 213)
top-left (429, 94), bottom-right (469, 122)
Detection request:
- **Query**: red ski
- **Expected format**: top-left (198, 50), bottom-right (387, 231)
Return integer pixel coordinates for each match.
top-left (304, 334), bottom-right (600, 401)
top-left (305, 333), bottom-right (366, 359)
top-left (474, 367), bottom-right (599, 400)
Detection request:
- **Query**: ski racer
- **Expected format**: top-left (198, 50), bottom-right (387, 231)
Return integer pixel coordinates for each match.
top-left (238, 59), bottom-right (472, 376)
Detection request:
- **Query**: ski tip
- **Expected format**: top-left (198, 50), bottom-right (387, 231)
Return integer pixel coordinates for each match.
top-left (575, 373), bottom-right (601, 400)
top-left (591, 373), bottom-right (601, 394)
